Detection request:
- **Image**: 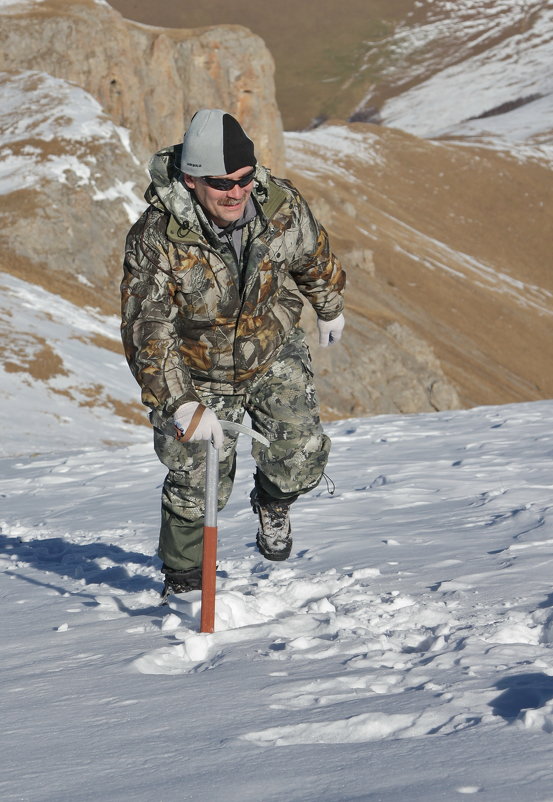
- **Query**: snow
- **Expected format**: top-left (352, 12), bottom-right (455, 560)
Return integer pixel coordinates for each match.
top-left (0, 272), bottom-right (146, 455)
top-left (0, 0), bottom-right (108, 9)
top-left (0, 71), bottom-right (124, 149)
top-left (371, 0), bottom-right (553, 163)
top-left (435, 92), bottom-right (553, 165)
top-left (285, 126), bottom-right (384, 179)
top-left (0, 71), bottom-right (144, 220)
top-left (0, 0), bottom-right (46, 8)
top-left (285, 130), bottom-right (553, 318)
top-left (3, 395), bottom-right (553, 800)
top-left (92, 179), bottom-right (147, 223)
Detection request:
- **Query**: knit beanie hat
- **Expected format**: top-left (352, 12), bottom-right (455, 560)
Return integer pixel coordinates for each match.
top-left (180, 109), bottom-right (256, 177)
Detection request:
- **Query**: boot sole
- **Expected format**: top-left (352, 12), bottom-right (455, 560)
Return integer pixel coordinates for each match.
top-left (257, 537), bottom-right (292, 561)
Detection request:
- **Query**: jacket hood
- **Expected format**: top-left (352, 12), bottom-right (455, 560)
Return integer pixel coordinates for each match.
top-left (146, 144), bottom-right (271, 229)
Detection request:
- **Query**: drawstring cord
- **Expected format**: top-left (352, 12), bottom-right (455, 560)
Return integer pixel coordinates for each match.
top-left (322, 472), bottom-right (336, 496)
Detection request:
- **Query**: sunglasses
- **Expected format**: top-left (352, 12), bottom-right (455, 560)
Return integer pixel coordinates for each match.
top-left (201, 169), bottom-right (256, 191)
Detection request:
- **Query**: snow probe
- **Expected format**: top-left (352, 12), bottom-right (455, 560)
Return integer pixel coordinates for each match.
top-left (200, 421), bottom-right (269, 633)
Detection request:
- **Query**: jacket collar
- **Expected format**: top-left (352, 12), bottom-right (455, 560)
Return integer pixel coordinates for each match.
top-left (145, 144), bottom-right (287, 244)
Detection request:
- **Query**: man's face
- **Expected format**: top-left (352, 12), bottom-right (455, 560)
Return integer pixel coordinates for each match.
top-left (183, 165), bottom-right (255, 227)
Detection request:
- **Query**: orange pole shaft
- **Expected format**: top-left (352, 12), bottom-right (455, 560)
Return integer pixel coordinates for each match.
top-left (200, 524), bottom-right (218, 633)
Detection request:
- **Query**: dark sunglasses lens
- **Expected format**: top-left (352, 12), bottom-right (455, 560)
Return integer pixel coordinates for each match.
top-left (204, 171), bottom-right (254, 190)
top-left (238, 170), bottom-right (255, 187)
top-left (203, 177), bottom-right (229, 190)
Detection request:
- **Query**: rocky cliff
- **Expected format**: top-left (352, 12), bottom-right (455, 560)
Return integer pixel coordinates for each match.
top-left (0, 0), bottom-right (285, 170)
top-left (0, 0), bottom-right (284, 294)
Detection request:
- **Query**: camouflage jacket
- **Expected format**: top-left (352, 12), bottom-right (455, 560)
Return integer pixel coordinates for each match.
top-left (121, 144), bottom-right (345, 417)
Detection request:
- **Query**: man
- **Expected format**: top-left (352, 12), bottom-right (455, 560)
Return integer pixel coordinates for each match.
top-left (121, 109), bottom-right (345, 598)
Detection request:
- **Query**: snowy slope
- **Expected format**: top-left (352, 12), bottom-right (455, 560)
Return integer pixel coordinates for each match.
top-left (0, 272), bottom-right (147, 456)
top-left (3, 400), bottom-right (553, 801)
top-left (0, 69), bottom-right (144, 222)
top-left (372, 0), bottom-right (553, 161)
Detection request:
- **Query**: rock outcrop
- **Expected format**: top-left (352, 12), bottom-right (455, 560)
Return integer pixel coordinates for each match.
top-left (0, 0), bottom-right (285, 172)
top-left (0, 0), bottom-right (285, 295)
top-left (301, 308), bottom-right (460, 418)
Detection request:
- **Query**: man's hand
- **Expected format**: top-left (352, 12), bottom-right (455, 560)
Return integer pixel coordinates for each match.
top-left (173, 402), bottom-right (224, 449)
top-left (317, 313), bottom-right (345, 347)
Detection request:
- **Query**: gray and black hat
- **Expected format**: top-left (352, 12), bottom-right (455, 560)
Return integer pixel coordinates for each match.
top-left (180, 109), bottom-right (256, 177)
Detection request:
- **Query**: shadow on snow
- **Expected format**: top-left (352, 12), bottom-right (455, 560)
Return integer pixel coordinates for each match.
top-left (490, 673), bottom-right (553, 721)
top-left (0, 532), bottom-right (160, 594)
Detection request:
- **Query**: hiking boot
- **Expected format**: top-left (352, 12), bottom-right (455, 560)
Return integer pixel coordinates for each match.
top-left (160, 564), bottom-right (202, 603)
top-left (250, 488), bottom-right (295, 561)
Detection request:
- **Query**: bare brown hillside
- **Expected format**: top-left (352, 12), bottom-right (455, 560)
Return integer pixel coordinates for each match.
top-left (286, 122), bottom-right (553, 409)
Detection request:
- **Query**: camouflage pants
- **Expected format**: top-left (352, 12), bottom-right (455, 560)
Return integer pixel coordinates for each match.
top-left (152, 333), bottom-right (330, 570)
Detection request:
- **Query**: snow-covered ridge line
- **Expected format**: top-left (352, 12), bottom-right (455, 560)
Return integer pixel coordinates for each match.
top-left (376, 1), bottom-right (553, 150)
top-left (0, 71), bottom-right (144, 219)
top-left (0, 71), bottom-right (129, 147)
top-left (2, 272), bottom-right (121, 337)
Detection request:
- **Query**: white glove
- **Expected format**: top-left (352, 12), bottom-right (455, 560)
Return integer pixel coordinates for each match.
top-left (317, 313), bottom-right (345, 347)
top-left (173, 402), bottom-right (224, 450)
